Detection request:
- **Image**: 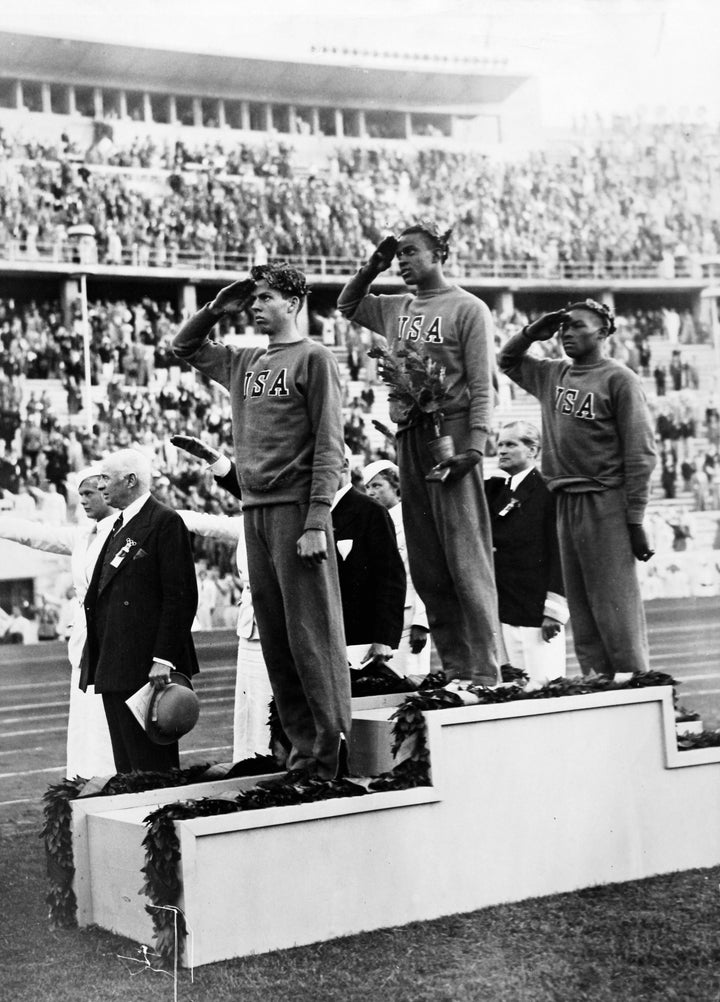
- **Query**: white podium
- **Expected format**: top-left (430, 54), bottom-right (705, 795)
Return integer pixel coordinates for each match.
top-left (71, 686), bottom-right (720, 966)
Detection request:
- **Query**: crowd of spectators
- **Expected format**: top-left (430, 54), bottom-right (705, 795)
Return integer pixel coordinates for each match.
top-left (2, 116), bottom-right (720, 272)
top-left (2, 108), bottom-right (720, 626)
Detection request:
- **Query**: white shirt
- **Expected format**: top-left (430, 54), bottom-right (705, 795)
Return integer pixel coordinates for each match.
top-left (508, 466), bottom-right (535, 493)
top-left (118, 491), bottom-right (151, 530)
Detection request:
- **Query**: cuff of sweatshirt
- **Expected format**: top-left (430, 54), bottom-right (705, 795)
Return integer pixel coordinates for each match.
top-left (209, 455), bottom-right (232, 477)
top-left (468, 430), bottom-right (488, 455)
top-left (304, 500), bottom-right (332, 532)
top-left (626, 509), bottom-right (647, 525)
top-left (173, 306), bottom-right (219, 357)
top-left (544, 592), bottom-right (569, 625)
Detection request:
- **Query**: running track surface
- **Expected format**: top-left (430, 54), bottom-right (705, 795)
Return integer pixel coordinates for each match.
top-left (1, 599), bottom-right (718, 828)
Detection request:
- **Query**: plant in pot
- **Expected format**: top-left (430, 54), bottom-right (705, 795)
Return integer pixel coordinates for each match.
top-left (367, 341), bottom-right (452, 479)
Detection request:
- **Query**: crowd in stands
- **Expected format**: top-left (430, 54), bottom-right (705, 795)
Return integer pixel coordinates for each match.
top-left (2, 108), bottom-right (720, 630)
top-left (2, 116), bottom-right (720, 272)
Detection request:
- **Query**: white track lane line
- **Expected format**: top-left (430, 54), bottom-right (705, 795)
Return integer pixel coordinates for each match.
top-left (1, 726), bottom-right (68, 738)
top-left (0, 765), bottom-right (65, 779)
top-left (0, 746), bottom-right (234, 784)
top-left (0, 683), bottom-right (238, 713)
top-left (2, 667), bottom-right (237, 694)
top-left (1, 696), bottom-right (237, 729)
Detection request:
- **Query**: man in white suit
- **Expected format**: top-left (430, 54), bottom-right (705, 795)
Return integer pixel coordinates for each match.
top-left (0, 466), bottom-right (117, 777)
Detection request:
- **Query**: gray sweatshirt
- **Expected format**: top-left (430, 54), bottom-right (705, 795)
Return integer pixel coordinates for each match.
top-left (174, 307), bottom-right (344, 530)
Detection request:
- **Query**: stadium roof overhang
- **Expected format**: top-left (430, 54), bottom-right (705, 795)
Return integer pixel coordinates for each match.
top-left (0, 31), bottom-right (528, 109)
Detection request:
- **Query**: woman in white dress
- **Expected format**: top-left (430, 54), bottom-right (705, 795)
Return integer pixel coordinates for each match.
top-left (363, 460), bottom-right (431, 677)
top-left (0, 466), bottom-right (117, 777)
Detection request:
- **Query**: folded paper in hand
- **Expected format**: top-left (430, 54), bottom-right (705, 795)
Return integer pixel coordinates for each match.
top-left (125, 682), bottom-right (155, 732)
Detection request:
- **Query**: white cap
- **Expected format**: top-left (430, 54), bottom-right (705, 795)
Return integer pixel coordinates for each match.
top-left (76, 465), bottom-right (104, 486)
top-left (362, 460), bottom-right (398, 486)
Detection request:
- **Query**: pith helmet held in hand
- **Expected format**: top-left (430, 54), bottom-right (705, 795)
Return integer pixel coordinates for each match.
top-left (145, 671), bottom-right (200, 745)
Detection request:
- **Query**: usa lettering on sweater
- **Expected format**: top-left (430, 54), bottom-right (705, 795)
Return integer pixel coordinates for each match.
top-left (554, 386), bottom-right (596, 420)
top-left (241, 368), bottom-right (290, 399)
top-left (396, 315), bottom-right (444, 343)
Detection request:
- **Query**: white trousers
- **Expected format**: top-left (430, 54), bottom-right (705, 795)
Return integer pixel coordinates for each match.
top-left (232, 638), bottom-right (273, 762)
top-left (66, 666), bottom-right (115, 778)
top-left (388, 627), bottom-right (431, 678)
top-left (501, 624), bottom-right (566, 688)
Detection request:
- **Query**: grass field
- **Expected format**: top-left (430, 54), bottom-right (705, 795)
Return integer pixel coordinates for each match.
top-left (2, 811), bottom-right (719, 1002)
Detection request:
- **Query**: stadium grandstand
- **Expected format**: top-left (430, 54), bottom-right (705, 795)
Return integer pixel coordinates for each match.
top-left (0, 19), bottom-right (719, 634)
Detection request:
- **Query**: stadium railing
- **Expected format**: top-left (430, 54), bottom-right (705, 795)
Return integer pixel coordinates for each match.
top-left (0, 242), bottom-right (701, 282)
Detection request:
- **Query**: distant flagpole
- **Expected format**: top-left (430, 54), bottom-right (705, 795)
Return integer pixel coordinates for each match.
top-left (68, 223), bottom-right (97, 436)
top-left (79, 272), bottom-right (93, 435)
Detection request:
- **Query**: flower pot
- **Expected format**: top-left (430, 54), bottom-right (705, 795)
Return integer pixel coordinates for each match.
top-left (427, 435), bottom-right (455, 464)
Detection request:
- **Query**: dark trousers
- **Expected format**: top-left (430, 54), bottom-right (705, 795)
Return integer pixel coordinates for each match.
top-left (397, 414), bottom-right (501, 685)
top-left (243, 503), bottom-right (351, 780)
top-left (556, 489), bottom-right (650, 676)
top-left (102, 692), bottom-right (179, 774)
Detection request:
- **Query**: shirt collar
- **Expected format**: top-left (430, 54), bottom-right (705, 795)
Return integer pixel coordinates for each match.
top-left (509, 466), bottom-right (534, 493)
top-left (95, 511), bottom-right (119, 535)
top-left (119, 492), bottom-right (151, 527)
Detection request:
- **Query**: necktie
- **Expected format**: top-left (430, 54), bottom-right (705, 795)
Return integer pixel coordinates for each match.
top-left (97, 513), bottom-right (125, 588)
top-left (102, 512), bottom-right (125, 567)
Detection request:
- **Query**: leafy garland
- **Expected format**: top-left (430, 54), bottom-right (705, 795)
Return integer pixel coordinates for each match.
top-left (677, 730), bottom-right (720, 751)
top-left (41, 759), bottom-right (276, 930)
top-left (41, 776), bottom-right (86, 927)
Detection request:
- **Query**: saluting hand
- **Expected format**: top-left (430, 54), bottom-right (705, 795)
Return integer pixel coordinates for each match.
top-left (368, 235), bottom-right (398, 274)
top-left (524, 310), bottom-right (567, 342)
top-left (208, 277), bottom-right (256, 316)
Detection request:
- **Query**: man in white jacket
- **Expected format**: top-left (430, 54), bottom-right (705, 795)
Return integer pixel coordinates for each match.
top-left (0, 466), bottom-right (117, 777)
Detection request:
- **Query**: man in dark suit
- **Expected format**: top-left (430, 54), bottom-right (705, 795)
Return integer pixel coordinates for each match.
top-left (330, 449), bottom-right (406, 670)
top-left (485, 421), bottom-right (567, 686)
top-left (81, 448), bottom-right (199, 773)
top-left (172, 437), bottom-right (406, 671)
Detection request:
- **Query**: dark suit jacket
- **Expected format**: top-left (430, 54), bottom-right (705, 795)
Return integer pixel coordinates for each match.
top-left (214, 466), bottom-right (405, 648)
top-left (485, 468), bottom-right (565, 628)
top-left (332, 487), bottom-right (405, 648)
top-left (81, 495), bottom-right (199, 693)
